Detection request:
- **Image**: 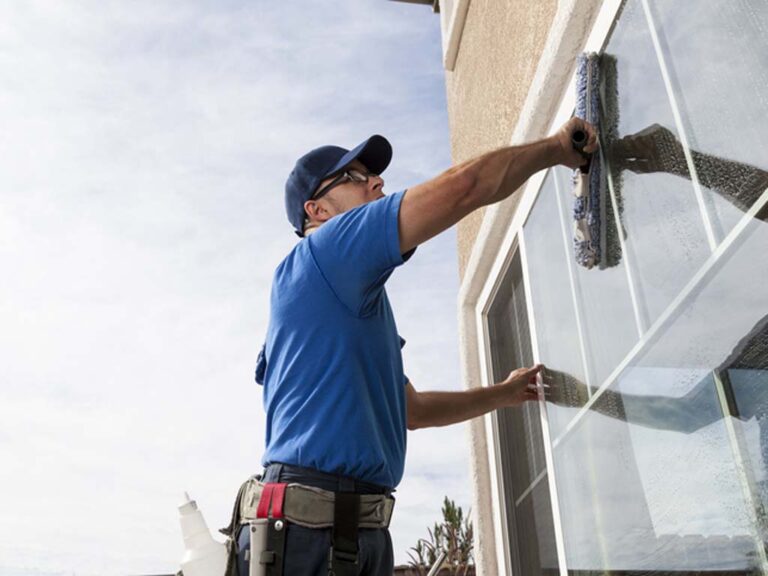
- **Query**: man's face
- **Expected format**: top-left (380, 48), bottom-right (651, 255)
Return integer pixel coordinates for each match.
top-left (303, 159), bottom-right (385, 225)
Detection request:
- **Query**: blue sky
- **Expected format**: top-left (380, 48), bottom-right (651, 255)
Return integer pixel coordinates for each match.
top-left (0, 1), bottom-right (470, 574)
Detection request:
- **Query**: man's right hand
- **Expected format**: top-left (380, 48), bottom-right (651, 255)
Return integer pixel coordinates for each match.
top-left (551, 117), bottom-right (600, 169)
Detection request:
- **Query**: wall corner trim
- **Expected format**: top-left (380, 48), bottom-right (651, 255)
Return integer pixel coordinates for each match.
top-left (443, 0), bottom-right (471, 71)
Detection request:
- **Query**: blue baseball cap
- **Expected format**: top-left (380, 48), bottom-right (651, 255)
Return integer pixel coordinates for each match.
top-left (285, 134), bottom-right (392, 237)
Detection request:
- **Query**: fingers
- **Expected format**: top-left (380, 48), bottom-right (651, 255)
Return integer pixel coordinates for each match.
top-left (526, 382), bottom-right (552, 394)
top-left (524, 382), bottom-right (552, 402)
top-left (525, 367), bottom-right (554, 401)
top-left (527, 363), bottom-right (544, 376)
top-left (580, 121), bottom-right (599, 154)
top-left (569, 117), bottom-right (599, 151)
top-left (506, 363), bottom-right (542, 382)
top-left (585, 131), bottom-right (599, 154)
top-left (556, 118), bottom-right (599, 169)
top-left (506, 363), bottom-right (560, 403)
top-left (524, 365), bottom-right (543, 385)
top-left (528, 363), bottom-right (559, 401)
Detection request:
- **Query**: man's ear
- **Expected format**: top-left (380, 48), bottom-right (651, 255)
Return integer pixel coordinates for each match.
top-left (304, 199), bottom-right (332, 223)
top-left (304, 199), bottom-right (319, 221)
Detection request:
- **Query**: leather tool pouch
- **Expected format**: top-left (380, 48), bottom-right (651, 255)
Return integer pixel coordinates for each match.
top-left (219, 477), bottom-right (289, 576)
top-left (254, 483), bottom-right (288, 576)
top-left (220, 475), bottom-right (258, 576)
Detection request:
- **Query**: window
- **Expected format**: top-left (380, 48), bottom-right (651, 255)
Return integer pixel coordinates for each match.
top-left (553, 218), bottom-right (768, 572)
top-left (481, 0), bottom-right (768, 573)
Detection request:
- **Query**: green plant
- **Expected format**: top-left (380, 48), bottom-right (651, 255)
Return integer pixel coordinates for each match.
top-left (407, 496), bottom-right (474, 576)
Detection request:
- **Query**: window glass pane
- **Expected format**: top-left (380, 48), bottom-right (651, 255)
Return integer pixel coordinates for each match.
top-left (487, 251), bottom-right (559, 575)
top-left (523, 172), bottom-right (589, 437)
top-left (514, 477), bottom-right (560, 576)
top-left (551, 207), bottom-right (768, 573)
top-left (553, 166), bottom-right (638, 388)
top-left (648, 0), bottom-right (768, 237)
top-left (488, 251), bottom-right (542, 493)
top-left (602, 0), bottom-right (713, 328)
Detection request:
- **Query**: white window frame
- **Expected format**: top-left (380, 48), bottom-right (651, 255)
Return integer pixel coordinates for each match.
top-left (464, 0), bottom-right (768, 573)
top-left (477, 240), bottom-right (522, 574)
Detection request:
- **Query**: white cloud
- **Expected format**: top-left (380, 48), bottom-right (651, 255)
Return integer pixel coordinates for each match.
top-left (0, 1), bottom-right (469, 574)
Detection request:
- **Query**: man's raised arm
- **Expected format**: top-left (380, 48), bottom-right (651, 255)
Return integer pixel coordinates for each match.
top-left (397, 117), bottom-right (598, 254)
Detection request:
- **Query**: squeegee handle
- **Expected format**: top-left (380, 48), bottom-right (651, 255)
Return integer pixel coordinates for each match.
top-left (571, 129), bottom-right (588, 151)
top-left (571, 129), bottom-right (591, 174)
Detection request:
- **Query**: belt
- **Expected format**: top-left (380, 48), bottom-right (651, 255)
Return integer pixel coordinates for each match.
top-left (263, 462), bottom-right (392, 495)
top-left (239, 476), bottom-right (395, 529)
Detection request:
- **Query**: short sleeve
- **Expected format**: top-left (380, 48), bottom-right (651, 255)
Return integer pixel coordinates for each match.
top-left (401, 337), bottom-right (408, 386)
top-left (307, 190), bottom-right (415, 316)
top-left (255, 343), bottom-right (267, 385)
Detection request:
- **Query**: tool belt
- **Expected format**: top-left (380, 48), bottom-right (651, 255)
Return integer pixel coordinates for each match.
top-left (220, 474), bottom-right (395, 576)
top-left (239, 476), bottom-right (395, 528)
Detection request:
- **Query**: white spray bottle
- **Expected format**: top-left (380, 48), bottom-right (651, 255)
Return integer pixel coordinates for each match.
top-left (178, 492), bottom-right (228, 576)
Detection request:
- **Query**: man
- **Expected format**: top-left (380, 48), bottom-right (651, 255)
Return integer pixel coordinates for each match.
top-left (241, 117), bottom-right (598, 575)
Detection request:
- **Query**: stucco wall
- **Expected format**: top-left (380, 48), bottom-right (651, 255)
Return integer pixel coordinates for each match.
top-left (445, 0), bottom-right (558, 280)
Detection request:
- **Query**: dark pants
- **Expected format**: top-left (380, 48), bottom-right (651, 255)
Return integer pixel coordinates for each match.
top-left (236, 463), bottom-right (394, 576)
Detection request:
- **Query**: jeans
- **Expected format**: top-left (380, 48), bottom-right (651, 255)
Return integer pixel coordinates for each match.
top-left (236, 463), bottom-right (394, 576)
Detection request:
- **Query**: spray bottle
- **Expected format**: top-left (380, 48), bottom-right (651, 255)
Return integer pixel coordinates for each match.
top-left (178, 492), bottom-right (228, 576)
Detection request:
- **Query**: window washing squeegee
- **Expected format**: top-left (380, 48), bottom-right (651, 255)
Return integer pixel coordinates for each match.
top-left (571, 52), bottom-right (624, 270)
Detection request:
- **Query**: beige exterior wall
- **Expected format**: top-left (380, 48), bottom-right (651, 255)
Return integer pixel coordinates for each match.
top-left (444, 0), bottom-right (558, 280)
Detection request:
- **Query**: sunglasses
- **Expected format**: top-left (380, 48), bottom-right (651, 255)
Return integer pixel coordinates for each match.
top-left (311, 169), bottom-right (378, 201)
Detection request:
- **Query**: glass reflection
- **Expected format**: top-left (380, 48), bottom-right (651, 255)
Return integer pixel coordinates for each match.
top-left (646, 0), bottom-right (768, 236)
top-left (598, 0), bottom-right (768, 332)
top-left (548, 212), bottom-right (768, 574)
top-left (600, 0), bottom-right (713, 328)
top-left (613, 124), bottom-right (768, 228)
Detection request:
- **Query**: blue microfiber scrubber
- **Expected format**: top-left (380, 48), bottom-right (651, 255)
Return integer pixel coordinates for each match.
top-left (573, 52), bottom-right (603, 269)
top-left (572, 52), bottom-right (624, 270)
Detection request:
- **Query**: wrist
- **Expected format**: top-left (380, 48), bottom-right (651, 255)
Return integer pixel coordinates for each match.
top-left (543, 135), bottom-right (566, 168)
top-left (492, 380), bottom-right (515, 407)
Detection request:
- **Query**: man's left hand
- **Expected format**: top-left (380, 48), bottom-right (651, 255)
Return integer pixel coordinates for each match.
top-left (497, 363), bottom-right (549, 406)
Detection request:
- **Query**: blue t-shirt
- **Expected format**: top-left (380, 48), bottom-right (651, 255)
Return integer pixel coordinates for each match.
top-left (258, 190), bottom-right (414, 488)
